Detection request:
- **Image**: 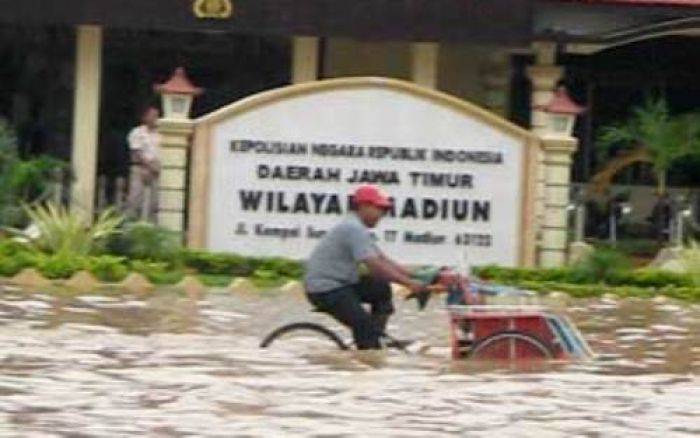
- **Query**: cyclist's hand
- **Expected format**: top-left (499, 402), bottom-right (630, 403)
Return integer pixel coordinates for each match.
top-left (424, 284), bottom-right (447, 294)
top-left (407, 280), bottom-right (426, 295)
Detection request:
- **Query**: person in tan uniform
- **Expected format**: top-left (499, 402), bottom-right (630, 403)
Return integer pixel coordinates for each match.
top-left (126, 106), bottom-right (162, 222)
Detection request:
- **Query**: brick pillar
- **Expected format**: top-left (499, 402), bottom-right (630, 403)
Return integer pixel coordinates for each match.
top-left (157, 119), bottom-right (194, 233)
top-left (540, 137), bottom-right (578, 267)
top-left (526, 42), bottom-right (564, 265)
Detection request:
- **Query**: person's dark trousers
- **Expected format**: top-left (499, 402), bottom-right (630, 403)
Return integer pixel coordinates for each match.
top-left (306, 276), bottom-right (394, 350)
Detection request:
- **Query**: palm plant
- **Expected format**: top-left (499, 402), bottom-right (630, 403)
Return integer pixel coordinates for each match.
top-left (597, 97), bottom-right (700, 194)
top-left (0, 119), bottom-right (68, 227)
top-left (10, 202), bottom-right (124, 256)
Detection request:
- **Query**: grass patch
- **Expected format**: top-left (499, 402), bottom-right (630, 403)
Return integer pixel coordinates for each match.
top-left (197, 274), bottom-right (234, 288)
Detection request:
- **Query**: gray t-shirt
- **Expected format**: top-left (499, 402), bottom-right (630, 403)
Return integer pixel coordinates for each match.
top-left (305, 215), bottom-right (380, 293)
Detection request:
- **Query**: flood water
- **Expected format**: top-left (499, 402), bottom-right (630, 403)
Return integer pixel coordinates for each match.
top-left (0, 284), bottom-right (698, 437)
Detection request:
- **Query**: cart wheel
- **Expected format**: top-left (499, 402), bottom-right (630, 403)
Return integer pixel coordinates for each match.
top-left (468, 330), bottom-right (553, 361)
top-left (260, 322), bottom-right (349, 350)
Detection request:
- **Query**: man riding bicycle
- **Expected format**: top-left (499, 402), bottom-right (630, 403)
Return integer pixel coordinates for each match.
top-left (304, 185), bottom-right (431, 350)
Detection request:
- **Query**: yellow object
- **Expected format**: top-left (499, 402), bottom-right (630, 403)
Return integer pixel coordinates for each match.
top-left (193, 0), bottom-right (233, 19)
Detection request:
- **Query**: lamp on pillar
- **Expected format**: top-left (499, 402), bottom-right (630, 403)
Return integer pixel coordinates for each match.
top-left (540, 86), bottom-right (585, 138)
top-left (152, 67), bottom-right (201, 235)
top-left (536, 86), bottom-right (585, 268)
top-left (154, 67), bottom-right (203, 120)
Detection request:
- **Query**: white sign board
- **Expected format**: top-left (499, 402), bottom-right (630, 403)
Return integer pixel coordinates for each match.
top-left (205, 81), bottom-right (528, 266)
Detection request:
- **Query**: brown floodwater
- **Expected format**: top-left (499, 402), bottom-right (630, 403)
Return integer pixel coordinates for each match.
top-left (0, 284), bottom-right (698, 437)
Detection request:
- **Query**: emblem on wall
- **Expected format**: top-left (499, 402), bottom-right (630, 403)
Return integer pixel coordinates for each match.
top-left (193, 0), bottom-right (234, 19)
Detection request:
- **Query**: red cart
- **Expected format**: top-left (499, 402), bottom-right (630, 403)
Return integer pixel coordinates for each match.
top-left (448, 304), bottom-right (593, 361)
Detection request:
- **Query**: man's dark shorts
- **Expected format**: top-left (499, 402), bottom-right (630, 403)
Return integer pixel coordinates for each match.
top-left (306, 276), bottom-right (394, 350)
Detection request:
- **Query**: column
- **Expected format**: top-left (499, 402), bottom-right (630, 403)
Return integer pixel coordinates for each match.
top-left (480, 50), bottom-right (511, 117)
top-left (157, 119), bottom-right (194, 233)
top-left (527, 42), bottom-right (563, 135)
top-left (292, 36), bottom-right (319, 84)
top-left (411, 42), bottom-right (439, 89)
top-left (540, 137), bottom-right (578, 267)
top-left (70, 25), bottom-right (103, 221)
top-left (526, 42), bottom-right (564, 264)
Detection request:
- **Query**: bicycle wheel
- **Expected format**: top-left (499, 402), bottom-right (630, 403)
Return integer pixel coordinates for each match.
top-left (260, 322), bottom-right (349, 350)
top-left (468, 330), bottom-right (553, 361)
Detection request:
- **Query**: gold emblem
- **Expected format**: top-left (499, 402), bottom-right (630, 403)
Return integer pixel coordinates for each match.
top-left (193, 0), bottom-right (234, 19)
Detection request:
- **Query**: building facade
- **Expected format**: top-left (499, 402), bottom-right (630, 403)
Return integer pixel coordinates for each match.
top-left (1, 0), bottom-right (699, 220)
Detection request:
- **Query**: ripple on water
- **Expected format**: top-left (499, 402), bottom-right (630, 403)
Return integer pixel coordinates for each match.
top-left (0, 286), bottom-right (698, 436)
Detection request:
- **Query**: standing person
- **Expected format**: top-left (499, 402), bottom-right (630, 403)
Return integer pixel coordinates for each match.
top-left (304, 184), bottom-right (433, 350)
top-left (126, 106), bottom-right (161, 223)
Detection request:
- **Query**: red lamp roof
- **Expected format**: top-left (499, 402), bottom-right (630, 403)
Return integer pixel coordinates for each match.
top-left (542, 86), bottom-right (585, 115)
top-left (154, 67), bottom-right (203, 96)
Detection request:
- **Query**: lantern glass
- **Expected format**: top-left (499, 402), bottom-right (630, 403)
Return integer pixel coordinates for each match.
top-left (549, 114), bottom-right (574, 136)
top-left (163, 94), bottom-right (193, 120)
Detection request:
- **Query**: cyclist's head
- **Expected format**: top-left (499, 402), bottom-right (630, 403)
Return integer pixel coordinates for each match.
top-left (351, 184), bottom-right (392, 228)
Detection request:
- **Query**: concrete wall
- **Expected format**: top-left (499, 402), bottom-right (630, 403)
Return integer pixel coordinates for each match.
top-left (322, 38), bottom-right (411, 80)
top-left (322, 38), bottom-right (496, 110)
top-left (437, 43), bottom-right (488, 106)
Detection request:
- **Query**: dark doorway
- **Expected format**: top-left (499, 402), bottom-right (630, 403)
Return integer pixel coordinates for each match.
top-left (0, 25), bottom-right (75, 161)
top-left (562, 36), bottom-right (700, 186)
top-left (99, 28), bottom-right (291, 179)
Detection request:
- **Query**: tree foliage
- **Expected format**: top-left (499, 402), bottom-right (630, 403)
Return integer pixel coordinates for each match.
top-left (597, 97), bottom-right (700, 193)
top-left (0, 119), bottom-right (68, 226)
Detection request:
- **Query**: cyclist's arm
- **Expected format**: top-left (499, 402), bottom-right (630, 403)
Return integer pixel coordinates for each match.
top-left (379, 252), bottom-right (413, 277)
top-left (364, 256), bottom-right (423, 294)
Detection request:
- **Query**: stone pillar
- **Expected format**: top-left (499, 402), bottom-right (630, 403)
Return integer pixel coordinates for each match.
top-left (70, 25), bottom-right (103, 221)
top-left (527, 43), bottom-right (564, 131)
top-left (540, 136), bottom-right (578, 268)
top-left (411, 42), bottom-right (439, 89)
top-left (157, 119), bottom-right (194, 233)
top-left (481, 50), bottom-right (511, 117)
top-left (292, 36), bottom-right (319, 84)
top-left (526, 42), bottom-right (564, 264)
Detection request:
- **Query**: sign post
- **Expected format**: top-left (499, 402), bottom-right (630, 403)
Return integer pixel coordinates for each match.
top-left (188, 78), bottom-right (539, 267)
top-left (155, 68), bottom-right (202, 233)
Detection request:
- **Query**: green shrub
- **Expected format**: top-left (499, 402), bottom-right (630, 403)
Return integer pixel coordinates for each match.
top-left (107, 222), bottom-right (183, 263)
top-left (0, 119), bottom-right (68, 228)
top-left (183, 251), bottom-right (257, 276)
top-left (475, 261), bottom-right (693, 290)
top-left (475, 265), bottom-right (573, 283)
top-left (570, 247), bottom-right (632, 283)
top-left (251, 269), bottom-right (289, 289)
top-left (87, 255), bottom-right (129, 282)
top-left (256, 257), bottom-right (304, 278)
top-left (130, 260), bottom-right (184, 285)
top-left (36, 253), bottom-right (88, 279)
top-left (10, 203), bottom-right (123, 257)
top-left (0, 238), bottom-right (29, 257)
top-left (680, 241), bottom-right (700, 286)
top-left (181, 251), bottom-right (303, 278)
top-left (0, 250), bottom-right (39, 276)
top-left (197, 274), bottom-right (234, 288)
top-left (597, 239), bottom-right (661, 258)
top-left (608, 269), bottom-right (693, 288)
